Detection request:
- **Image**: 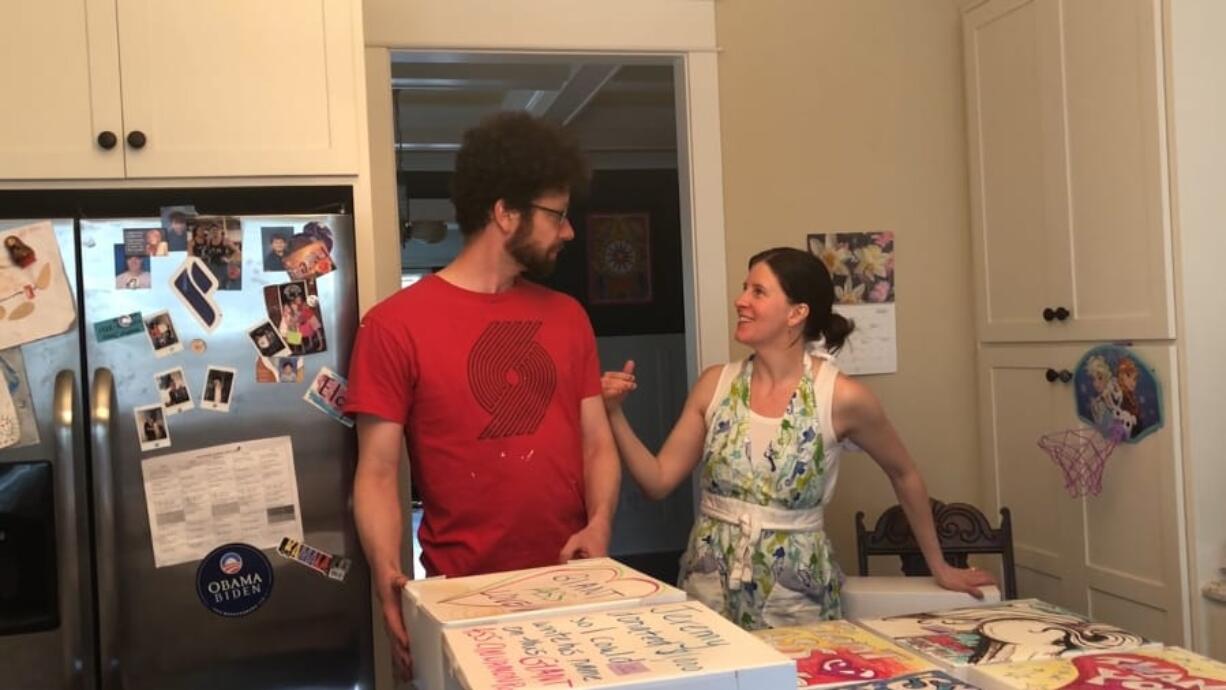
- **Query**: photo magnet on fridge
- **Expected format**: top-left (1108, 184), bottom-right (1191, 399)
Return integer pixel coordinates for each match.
top-left (246, 319), bottom-right (290, 373)
top-left (201, 366), bottom-right (235, 412)
top-left (124, 227), bottom-right (168, 257)
top-left (113, 244), bottom-right (151, 291)
top-left (144, 310), bottom-right (183, 358)
top-left (263, 280), bottom-right (327, 356)
top-left (154, 367), bottom-right (194, 415)
top-left (133, 404), bottom-right (171, 452)
top-left (160, 205), bottom-right (196, 253)
top-left (187, 216), bottom-right (243, 290)
top-left (169, 256), bottom-right (222, 332)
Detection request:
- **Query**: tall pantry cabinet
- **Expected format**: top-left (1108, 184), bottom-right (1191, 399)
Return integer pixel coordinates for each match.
top-left (963, 0), bottom-right (1190, 647)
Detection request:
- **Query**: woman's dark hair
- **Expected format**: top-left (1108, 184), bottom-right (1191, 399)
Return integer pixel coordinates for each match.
top-left (748, 246), bottom-right (855, 353)
top-left (451, 111), bottom-right (590, 236)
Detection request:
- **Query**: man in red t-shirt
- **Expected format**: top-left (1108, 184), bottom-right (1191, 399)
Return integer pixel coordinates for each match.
top-left (344, 112), bottom-right (621, 679)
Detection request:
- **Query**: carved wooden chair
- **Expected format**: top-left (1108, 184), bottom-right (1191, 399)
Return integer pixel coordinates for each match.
top-left (854, 498), bottom-right (1017, 599)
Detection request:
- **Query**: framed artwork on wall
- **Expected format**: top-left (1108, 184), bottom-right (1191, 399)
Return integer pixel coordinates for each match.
top-left (587, 213), bottom-right (652, 304)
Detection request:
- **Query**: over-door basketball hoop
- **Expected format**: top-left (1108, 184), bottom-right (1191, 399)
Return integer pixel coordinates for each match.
top-left (1037, 344), bottom-right (1163, 498)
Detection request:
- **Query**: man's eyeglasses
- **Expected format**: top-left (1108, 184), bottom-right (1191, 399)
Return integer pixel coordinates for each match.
top-left (530, 203), bottom-right (569, 225)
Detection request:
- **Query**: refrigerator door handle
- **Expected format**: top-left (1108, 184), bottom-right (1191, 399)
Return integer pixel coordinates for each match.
top-left (53, 370), bottom-right (87, 690)
top-left (91, 368), bottom-right (122, 690)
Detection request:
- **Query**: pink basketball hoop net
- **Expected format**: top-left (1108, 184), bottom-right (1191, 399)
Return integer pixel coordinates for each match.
top-left (1036, 426), bottom-right (1121, 497)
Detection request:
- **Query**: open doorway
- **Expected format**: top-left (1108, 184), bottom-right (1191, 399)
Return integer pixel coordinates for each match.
top-left (388, 51), bottom-right (695, 581)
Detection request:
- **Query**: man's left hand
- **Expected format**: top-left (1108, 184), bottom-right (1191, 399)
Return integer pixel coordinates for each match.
top-left (559, 520), bottom-right (611, 563)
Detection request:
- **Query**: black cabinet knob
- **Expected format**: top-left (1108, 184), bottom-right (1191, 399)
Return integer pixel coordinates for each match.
top-left (1054, 306), bottom-right (1070, 321)
top-left (96, 131), bottom-right (118, 150)
top-left (1042, 307), bottom-right (1056, 322)
top-left (1045, 368), bottom-right (1059, 382)
top-left (1059, 369), bottom-right (1073, 383)
top-left (126, 131), bottom-right (147, 149)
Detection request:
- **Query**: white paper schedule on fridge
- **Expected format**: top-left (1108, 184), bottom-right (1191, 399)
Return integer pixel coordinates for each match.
top-left (140, 435), bottom-right (304, 568)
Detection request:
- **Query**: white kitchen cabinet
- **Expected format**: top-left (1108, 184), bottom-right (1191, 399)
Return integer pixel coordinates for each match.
top-left (963, 0), bottom-right (1174, 342)
top-left (0, 0), bottom-right (360, 180)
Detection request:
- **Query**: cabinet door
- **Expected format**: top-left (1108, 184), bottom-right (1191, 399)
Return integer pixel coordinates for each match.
top-left (965, 0), bottom-right (1174, 342)
top-left (964, 0), bottom-right (1073, 342)
top-left (1058, 0), bottom-right (1174, 341)
top-left (114, 0), bottom-right (359, 178)
top-left (1074, 344), bottom-right (1186, 643)
top-left (978, 344), bottom-right (1188, 644)
top-left (0, 0), bottom-right (124, 179)
top-left (977, 344), bottom-right (1085, 610)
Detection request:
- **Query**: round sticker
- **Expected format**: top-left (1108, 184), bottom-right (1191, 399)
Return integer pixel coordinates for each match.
top-left (196, 543), bottom-right (273, 617)
top-left (190, 338), bottom-right (207, 354)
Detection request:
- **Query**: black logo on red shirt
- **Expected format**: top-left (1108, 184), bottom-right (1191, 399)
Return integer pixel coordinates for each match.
top-left (468, 321), bottom-right (557, 439)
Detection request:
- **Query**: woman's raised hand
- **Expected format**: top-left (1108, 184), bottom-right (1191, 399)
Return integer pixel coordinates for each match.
top-left (601, 360), bottom-right (637, 413)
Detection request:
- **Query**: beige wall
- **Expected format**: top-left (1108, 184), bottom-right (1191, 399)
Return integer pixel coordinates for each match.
top-left (714, 0), bottom-right (983, 573)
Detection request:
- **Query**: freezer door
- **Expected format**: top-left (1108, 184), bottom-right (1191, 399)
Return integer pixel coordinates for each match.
top-left (79, 216), bottom-right (371, 690)
top-left (0, 219), bottom-right (93, 690)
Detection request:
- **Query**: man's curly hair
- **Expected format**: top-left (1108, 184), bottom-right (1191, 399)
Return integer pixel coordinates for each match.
top-left (451, 111), bottom-right (590, 236)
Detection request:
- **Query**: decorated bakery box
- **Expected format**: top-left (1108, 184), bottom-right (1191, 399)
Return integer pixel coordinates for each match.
top-left (752, 619), bottom-right (940, 689)
top-left (441, 600), bottom-right (797, 690)
top-left (403, 557), bottom-right (687, 690)
top-left (855, 599), bottom-right (1153, 680)
top-left (966, 646), bottom-right (1226, 690)
top-left (841, 576), bottom-right (1002, 620)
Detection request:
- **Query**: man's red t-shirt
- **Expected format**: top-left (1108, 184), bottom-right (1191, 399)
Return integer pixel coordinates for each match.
top-left (343, 275), bottom-right (600, 577)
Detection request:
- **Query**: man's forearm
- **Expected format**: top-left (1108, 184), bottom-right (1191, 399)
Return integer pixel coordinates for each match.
top-left (583, 444), bottom-right (620, 528)
top-left (354, 465), bottom-right (406, 593)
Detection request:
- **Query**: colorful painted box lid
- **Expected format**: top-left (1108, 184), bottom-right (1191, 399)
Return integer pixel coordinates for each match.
top-left (441, 600), bottom-right (797, 689)
top-left (831, 670), bottom-right (983, 690)
top-left (856, 599), bottom-right (1151, 675)
top-left (966, 647), bottom-right (1226, 690)
top-left (752, 619), bottom-right (938, 689)
top-left (403, 558), bottom-right (686, 690)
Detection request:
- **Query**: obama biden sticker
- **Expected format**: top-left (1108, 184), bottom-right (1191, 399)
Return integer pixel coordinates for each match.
top-left (196, 543), bottom-right (273, 617)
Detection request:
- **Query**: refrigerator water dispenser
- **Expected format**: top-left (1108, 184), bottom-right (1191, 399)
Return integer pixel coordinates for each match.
top-left (0, 461), bottom-right (58, 635)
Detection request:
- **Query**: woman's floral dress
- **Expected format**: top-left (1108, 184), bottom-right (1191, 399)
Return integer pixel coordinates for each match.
top-left (678, 354), bottom-right (845, 630)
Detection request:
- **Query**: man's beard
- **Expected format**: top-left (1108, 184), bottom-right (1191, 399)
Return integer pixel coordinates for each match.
top-left (507, 221), bottom-right (561, 278)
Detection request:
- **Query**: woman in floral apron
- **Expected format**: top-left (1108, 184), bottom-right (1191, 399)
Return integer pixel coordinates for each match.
top-left (602, 247), bottom-right (995, 630)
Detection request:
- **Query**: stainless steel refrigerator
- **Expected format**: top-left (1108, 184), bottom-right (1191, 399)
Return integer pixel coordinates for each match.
top-left (0, 211), bottom-right (372, 690)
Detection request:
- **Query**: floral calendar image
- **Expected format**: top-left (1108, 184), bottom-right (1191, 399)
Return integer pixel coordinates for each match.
top-left (808, 232), bottom-right (895, 304)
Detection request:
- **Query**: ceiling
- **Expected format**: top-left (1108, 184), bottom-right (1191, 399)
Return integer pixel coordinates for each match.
top-left (389, 53), bottom-right (680, 171)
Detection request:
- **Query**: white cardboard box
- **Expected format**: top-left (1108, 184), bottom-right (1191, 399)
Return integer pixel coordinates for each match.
top-left (842, 576), bottom-right (1001, 620)
top-left (403, 557), bottom-right (687, 690)
top-left (855, 599), bottom-right (1153, 680)
top-left (442, 599), bottom-right (797, 689)
top-left (752, 619), bottom-right (939, 689)
top-left (966, 647), bottom-right (1226, 690)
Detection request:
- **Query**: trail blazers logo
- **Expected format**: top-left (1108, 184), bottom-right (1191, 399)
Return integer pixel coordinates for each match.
top-left (468, 321), bottom-right (556, 439)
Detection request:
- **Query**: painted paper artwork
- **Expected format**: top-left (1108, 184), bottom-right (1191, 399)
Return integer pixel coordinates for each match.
top-left (858, 599), bottom-right (1149, 669)
top-left (968, 647), bottom-right (1226, 690)
top-left (429, 559), bottom-right (672, 621)
top-left (442, 601), bottom-right (793, 690)
top-left (587, 213), bottom-right (652, 304)
top-left (1073, 345), bottom-right (1163, 443)
top-left (808, 232), bottom-right (895, 305)
top-left (837, 670), bottom-right (981, 690)
top-left (0, 221), bottom-right (77, 350)
top-left (752, 620), bottom-right (936, 689)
